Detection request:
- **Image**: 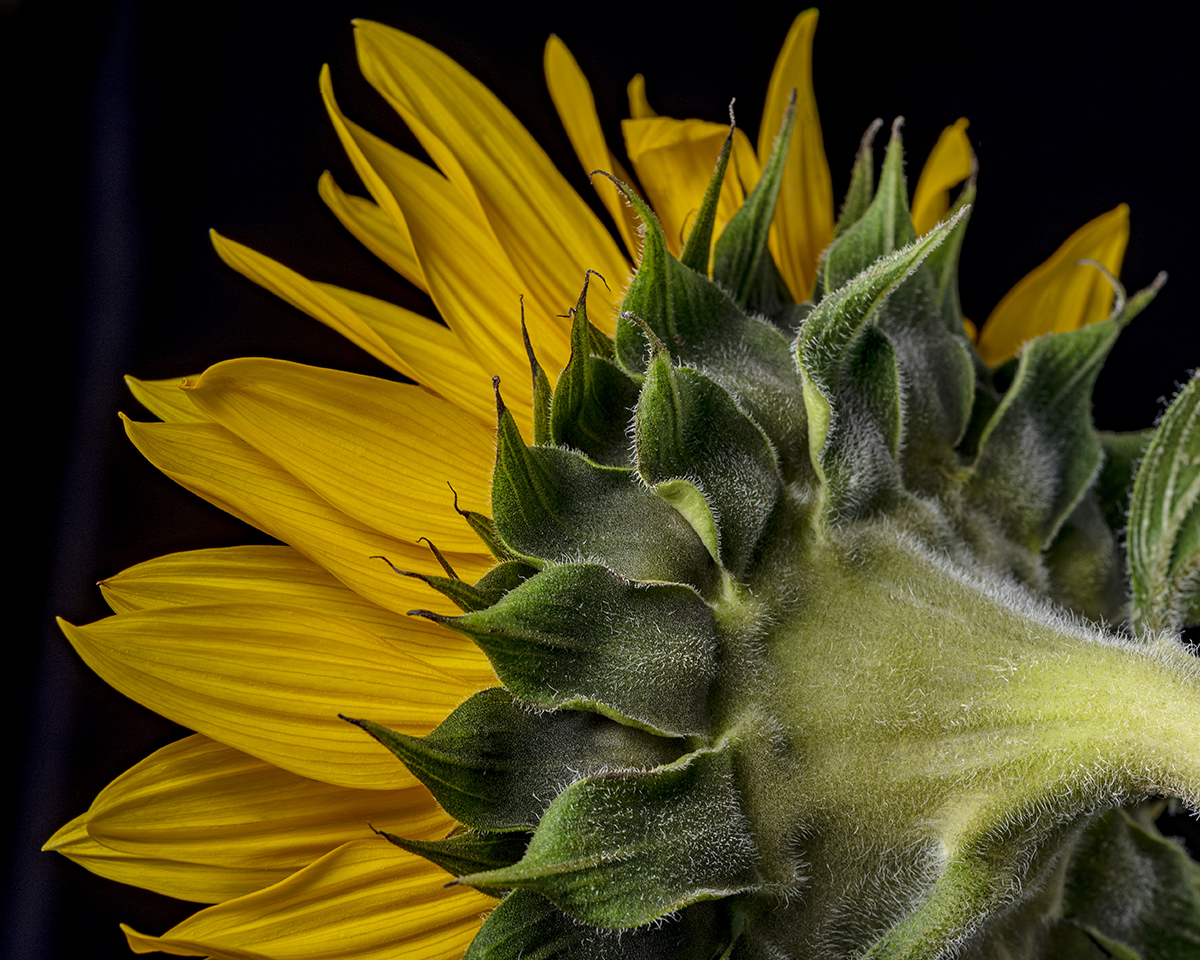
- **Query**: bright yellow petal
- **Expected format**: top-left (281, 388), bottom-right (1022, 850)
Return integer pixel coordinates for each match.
top-left (976, 204), bottom-right (1130, 366)
top-left (319, 67), bottom-right (548, 398)
top-left (59, 603), bottom-right (472, 790)
top-left (760, 9), bottom-right (833, 300)
top-left (181, 358), bottom-right (493, 553)
top-left (312, 281), bottom-right (493, 426)
top-left (122, 838), bottom-right (493, 960)
top-left (125, 375), bottom-right (209, 423)
top-left (51, 735), bottom-right (453, 904)
top-left (121, 416), bottom-right (492, 619)
top-left (627, 73), bottom-right (656, 119)
top-left (45, 812), bottom-right (256, 905)
top-left (317, 170), bottom-right (427, 292)
top-left (543, 35), bottom-right (642, 260)
top-left (211, 230), bottom-right (424, 383)
top-left (100, 546), bottom-right (494, 682)
top-left (910, 118), bottom-right (973, 236)
top-left (353, 22), bottom-right (629, 331)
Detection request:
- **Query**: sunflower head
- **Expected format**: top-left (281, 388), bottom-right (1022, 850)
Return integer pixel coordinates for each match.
top-left (45, 10), bottom-right (1198, 960)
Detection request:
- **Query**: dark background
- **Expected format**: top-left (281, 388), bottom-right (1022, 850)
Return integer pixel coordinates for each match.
top-left (6, 1), bottom-right (1198, 958)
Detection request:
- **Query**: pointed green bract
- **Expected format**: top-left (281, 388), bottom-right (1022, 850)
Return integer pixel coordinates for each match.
top-left (712, 95), bottom-right (796, 316)
top-left (379, 828), bottom-right (530, 882)
top-left (427, 564), bottom-right (719, 736)
top-left (834, 119), bottom-right (882, 239)
top-left (460, 747), bottom-right (760, 928)
top-left (680, 122), bottom-right (734, 276)
top-left (1128, 374), bottom-right (1200, 634)
top-left (345, 688), bottom-right (683, 830)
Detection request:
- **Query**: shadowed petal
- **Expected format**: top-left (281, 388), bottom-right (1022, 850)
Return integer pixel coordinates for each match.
top-left (760, 9), bottom-right (833, 300)
top-left (122, 838), bottom-right (493, 960)
top-left (977, 204), bottom-right (1129, 365)
top-left (59, 603), bottom-right (473, 790)
top-left (910, 117), bottom-right (972, 236)
top-left (543, 35), bottom-right (642, 260)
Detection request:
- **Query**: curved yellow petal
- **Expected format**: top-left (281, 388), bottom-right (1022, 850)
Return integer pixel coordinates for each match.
top-left (622, 117), bottom-right (750, 259)
top-left (122, 838), bottom-right (493, 960)
top-left (45, 813), bottom-right (258, 905)
top-left (320, 67), bottom-right (548, 396)
top-left (312, 281), bottom-right (493, 427)
top-left (211, 230), bottom-right (425, 384)
top-left (317, 170), bottom-right (427, 292)
top-left (183, 358), bottom-right (494, 554)
top-left (977, 204), bottom-right (1130, 366)
top-left (125, 375), bottom-right (209, 424)
top-left (59, 603), bottom-right (472, 790)
top-left (353, 21), bottom-right (629, 331)
top-left (100, 546), bottom-right (494, 682)
top-left (50, 735), bottom-right (452, 904)
top-left (627, 73), bottom-right (657, 119)
top-left (760, 8), bottom-right (833, 300)
top-left (121, 416), bottom-right (492, 620)
top-left (910, 118), bottom-right (973, 236)
top-left (544, 35), bottom-right (642, 260)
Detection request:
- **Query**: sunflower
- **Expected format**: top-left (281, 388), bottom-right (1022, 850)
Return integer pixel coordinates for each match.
top-left (40, 8), bottom-right (1198, 960)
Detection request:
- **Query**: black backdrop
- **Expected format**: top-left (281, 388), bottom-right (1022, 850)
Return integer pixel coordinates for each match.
top-left (7, 2), bottom-right (1198, 958)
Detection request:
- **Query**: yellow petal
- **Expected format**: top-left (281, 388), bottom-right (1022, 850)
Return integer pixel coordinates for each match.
top-left (543, 35), bottom-right (642, 259)
top-left (760, 9), bottom-right (833, 300)
top-left (976, 204), bottom-right (1130, 366)
top-left (122, 838), bottom-right (493, 960)
top-left (910, 118), bottom-right (973, 236)
top-left (317, 170), bottom-right (427, 292)
top-left (45, 812), bottom-right (256, 905)
top-left (182, 358), bottom-right (494, 553)
top-left (59, 603), bottom-right (472, 790)
top-left (622, 117), bottom-right (751, 258)
top-left (51, 735), bottom-right (452, 903)
top-left (121, 416), bottom-right (492, 620)
top-left (125, 375), bottom-right (209, 423)
top-left (100, 546), bottom-right (494, 682)
top-left (353, 22), bottom-right (629, 332)
top-left (627, 73), bottom-right (657, 119)
top-left (210, 230), bottom-right (422, 383)
top-left (319, 67), bottom-right (547, 396)
top-left (312, 281), bottom-right (493, 426)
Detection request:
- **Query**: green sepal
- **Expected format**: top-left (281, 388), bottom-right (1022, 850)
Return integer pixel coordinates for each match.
top-left (636, 353), bottom-right (780, 574)
top-left (966, 271), bottom-right (1161, 555)
top-left (343, 687), bottom-right (683, 831)
top-left (1096, 430), bottom-right (1153, 535)
top-left (1042, 807), bottom-right (1200, 960)
top-left (419, 563), bottom-right (719, 736)
top-left (450, 482), bottom-right (522, 563)
top-left (458, 746), bottom-right (760, 929)
top-left (386, 558), bottom-right (535, 614)
top-left (797, 209), bottom-right (966, 519)
top-left (464, 890), bottom-right (728, 960)
top-left (1128, 373), bottom-right (1200, 634)
top-left (922, 176), bottom-right (975, 339)
top-left (680, 119), bottom-right (733, 276)
top-left (492, 384), bottom-right (717, 591)
top-left (821, 119), bottom-right (915, 297)
top-left (521, 312), bottom-right (553, 447)
top-left (548, 273), bottom-right (641, 465)
top-left (604, 176), bottom-right (808, 476)
top-left (378, 827), bottom-right (530, 887)
top-left (712, 93), bottom-right (795, 317)
top-left (1044, 493), bottom-right (1123, 623)
top-left (832, 118), bottom-right (882, 240)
